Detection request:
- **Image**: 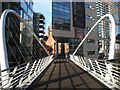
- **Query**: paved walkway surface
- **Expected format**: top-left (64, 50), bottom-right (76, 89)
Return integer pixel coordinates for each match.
top-left (29, 59), bottom-right (109, 89)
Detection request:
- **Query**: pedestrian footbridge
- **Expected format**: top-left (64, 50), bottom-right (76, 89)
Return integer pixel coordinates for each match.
top-left (28, 59), bottom-right (108, 89)
top-left (0, 9), bottom-right (120, 89)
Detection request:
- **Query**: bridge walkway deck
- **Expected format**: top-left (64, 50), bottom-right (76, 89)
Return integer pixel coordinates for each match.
top-left (28, 59), bottom-right (109, 89)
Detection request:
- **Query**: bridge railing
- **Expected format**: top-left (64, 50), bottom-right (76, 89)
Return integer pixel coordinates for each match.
top-left (70, 54), bottom-right (120, 89)
top-left (0, 9), bottom-right (54, 89)
top-left (0, 55), bottom-right (54, 89)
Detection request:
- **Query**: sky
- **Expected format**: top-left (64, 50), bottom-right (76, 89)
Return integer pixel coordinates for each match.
top-left (33, 0), bottom-right (52, 34)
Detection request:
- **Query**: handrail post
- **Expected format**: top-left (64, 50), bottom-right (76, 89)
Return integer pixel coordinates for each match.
top-left (34, 59), bottom-right (41, 75)
top-left (19, 63), bottom-right (30, 85)
top-left (105, 62), bottom-right (115, 86)
top-left (37, 59), bottom-right (43, 71)
top-left (40, 58), bottom-right (45, 70)
top-left (78, 56), bottom-right (83, 65)
top-left (79, 57), bottom-right (84, 66)
top-left (84, 57), bottom-right (90, 69)
top-left (9, 67), bottom-right (18, 88)
top-left (28, 61), bottom-right (36, 79)
top-left (89, 59), bottom-right (96, 73)
top-left (95, 60), bottom-right (103, 77)
top-left (81, 57), bottom-right (86, 67)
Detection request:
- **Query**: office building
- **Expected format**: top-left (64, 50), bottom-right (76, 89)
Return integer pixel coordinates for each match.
top-left (114, 2), bottom-right (120, 58)
top-left (96, 1), bottom-right (115, 59)
top-left (51, 1), bottom-right (98, 58)
top-left (52, 2), bottom-right (72, 56)
top-left (84, 2), bottom-right (98, 59)
top-left (33, 12), bottom-right (45, 38)
top-left (33, 12), bottom-right (46, 59)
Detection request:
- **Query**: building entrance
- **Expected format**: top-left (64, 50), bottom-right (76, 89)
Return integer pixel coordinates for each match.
top-left (54, 37), bottom-right (69, 58)
top-left (57, 43), bottom-right (69, 57)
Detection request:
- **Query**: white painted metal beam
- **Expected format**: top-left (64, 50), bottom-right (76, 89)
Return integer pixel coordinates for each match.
top-left (73, 14), bottom-right (115, 60)
top-left (0, 9), bottom-right (50, 87)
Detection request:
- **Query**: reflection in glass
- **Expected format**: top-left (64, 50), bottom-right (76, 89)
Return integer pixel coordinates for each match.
top-left (52, 2), bottom-right (70, 30)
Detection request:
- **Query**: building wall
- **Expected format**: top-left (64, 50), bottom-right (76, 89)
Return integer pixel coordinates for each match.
top-left (83, 2), bottom-right (98, 59)
top-left (115, 2), bottom-right (120, 36)
top-left (70, 2), bottom-right (85, 55)
top-left (52, 1), bottom-right (99, 57)
top-left (52, 28), bottom-right (75, 38)
top-left (72, 2), bottom-right (85, 28)
top-left (52, 2), bottom-right (75, 38)
top-left (51, 1), bottom-right (117, 59)
top-left (52, 1), bottom-right (75, 56)
top-left (115, 2), bottom-right (120, 58)
top-left (33, 12), bottom-right (45, 38)
top-left (96, 1), bottom-right (115, 59)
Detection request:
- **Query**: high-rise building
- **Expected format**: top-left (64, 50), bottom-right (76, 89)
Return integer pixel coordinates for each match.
top-left (84, 2), bottom-right (98, 59)
top-left (96, 1), bottom-right (115, 59)
top-left (52, 1), bottom-right (98, 58)
top-left (114, 2), bottom-right (120, 35)
top-left (33, 12), bottom-right (45, 38)
top-left (71, 2), bottom-right (85, 55)
top-left (0, 1), bottom-right (34, 67)
top-left (114, 2), bottom-right (120, 58)
top-left (33, 12), bottom-right (46, 59)
top-left (51, 0), bottom-right (118, 59)
top-left (52, 2), bottom-right (72, 56)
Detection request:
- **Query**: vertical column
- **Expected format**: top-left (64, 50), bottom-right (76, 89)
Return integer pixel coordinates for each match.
top-left (55, 38), bottom-right (58, 58)
top-left (61, 43), bottom-right (65, 56)
top-left (70, 0), bottom-right (73, 31)
top-left (0, 2), bottom-right (2, 16)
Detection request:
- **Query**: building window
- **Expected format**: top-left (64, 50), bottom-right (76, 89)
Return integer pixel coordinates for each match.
top-left (86, 4), bottom-right (90, 8)
top-left (87, 51), bottom-right (95, 55)
top-left (86, 27), bottom-right (91, 31)
top-left (86, 15), bottom-right (95, 21)
top-left (21, 2), bottom-right (27, 12)
top-left (52, 2), bottom-right (70, 30)
top-left (87, 39), bottom-right (95, 43)
top-left (86, 4), bottom-right (94, 9)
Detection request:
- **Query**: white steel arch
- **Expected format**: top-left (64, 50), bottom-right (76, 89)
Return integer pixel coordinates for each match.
top-left (73, 14), bottom-right (116, 60)
top-left (0, 9), bottom-right (49, 71)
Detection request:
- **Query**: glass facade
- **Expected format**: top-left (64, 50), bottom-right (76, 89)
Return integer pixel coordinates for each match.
top-left (2, 1), bottom-right (33, 25)
top-left (69, 38), bottom-right (83, 55)
top-left (52, 2), bottom-right (70, 30)
top-left (114, 2), bottom-right (120, 35)
top-left (96, 1), bottom-right (113, 58)
top-left (73, 2), bottom-right (85, 28)
top-left (1, 1), bottom-right (34, 67)
top-left (96, 2), bottom-right (112, 39)
top-left (114, 2), bottom-right (120, 58)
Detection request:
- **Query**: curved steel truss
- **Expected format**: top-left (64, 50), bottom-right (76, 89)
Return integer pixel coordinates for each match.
top-left (0, 9), bottom-right (52, 88)
top-left (0, 9), bottom-right (49, 71)
top-left (73, 14), bottom-right (116, 60)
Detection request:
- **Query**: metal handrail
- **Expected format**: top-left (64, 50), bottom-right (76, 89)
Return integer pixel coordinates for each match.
top-left (0, 55), bottom-right (54, 89)
top-left (70, 54), bottom-right (120, 89)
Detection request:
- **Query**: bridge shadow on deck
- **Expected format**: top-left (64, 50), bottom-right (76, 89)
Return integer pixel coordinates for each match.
top-left (28, 59), bottom-right (110, 90)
